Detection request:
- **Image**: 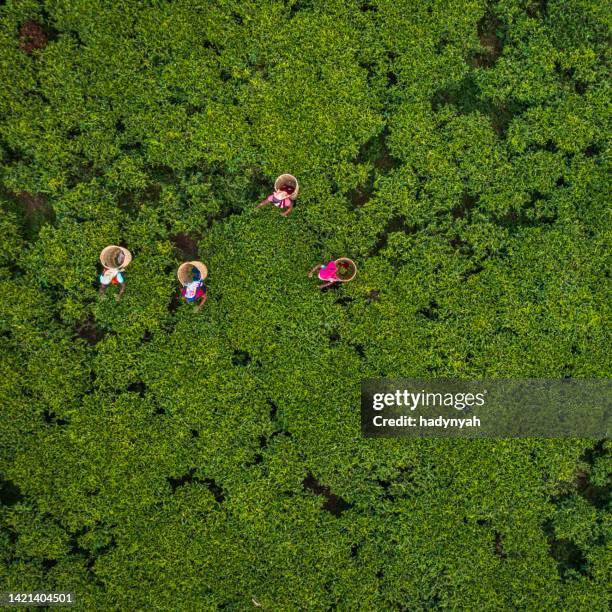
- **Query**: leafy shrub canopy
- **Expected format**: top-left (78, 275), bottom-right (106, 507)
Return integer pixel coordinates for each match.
top-left (0, 0), bottom-right (610, 609)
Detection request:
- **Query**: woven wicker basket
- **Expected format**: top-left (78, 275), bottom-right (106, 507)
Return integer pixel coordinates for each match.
top-left (100, 245), bottom-right (132, 269)
top-left (274, 174), bottom-right (299, 200)
top-left (335, 258), bottom-right (357, 282)
top-left (177, 261), bottom-right (208, 285)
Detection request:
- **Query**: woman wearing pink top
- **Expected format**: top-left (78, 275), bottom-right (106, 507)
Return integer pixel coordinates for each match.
top-left (308, 260), bottom-right (340, 289)
top-left (256, 187), bottom-right (295, 217)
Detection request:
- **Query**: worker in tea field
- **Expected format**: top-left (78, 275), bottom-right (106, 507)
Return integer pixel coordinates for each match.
top-left (309, 258), bottom-right (357, 289)
top-left (256, 186), bottom-right (295, 217)
top-left (309, 260), bottom-right (340, 290)
top-left (180, 266), bottom-right (207, 311)
top-left (99, 253), bottom-right (126, 300)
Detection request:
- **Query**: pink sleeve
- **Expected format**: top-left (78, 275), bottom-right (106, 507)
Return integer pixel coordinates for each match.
top-left (284, 198), bottom-right (292, 207)
top-left (266, 194), bottom-right (274, 202)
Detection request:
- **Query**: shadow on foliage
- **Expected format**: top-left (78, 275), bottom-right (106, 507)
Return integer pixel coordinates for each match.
top-left (42, 559), bottom-right (58, 571)
top-left (493, 200), bottom-right (557, 231)
top-left (377, 479), bottom-right (395, 501)
top-left (584, 145), bottom-right (601, 158)
top-left (418, 300), bottom-right (439, 321)
top-left (575, 469), bottom-right (609, 510)
top-left (432, 74), bottom-right (482, 114)
top-left (350, 343), bottom-right (365, 359)
top-left (334, 296), bottom-right (354, 307)
top-left (231, 350), bottom-right (252, 366)
top-left (359, 2), bottom-right (377, 12)
top-left (452, 193), bottom-right (478, 220)
top-left (75, 315), bottom-right (105, 346)
top-left (287, 0), bottom-right (316, 19)
top-left (432, 76), bottom-right (522, 138)
top-left (526, 0), bottom-right (548, 19)
top-left (0, 479), bottom-right (24, 506)
top-left (127, 382), bottom-right (147, 398)
top-left (69, 528), bottom-right (116, 571)
top-left (376, 466), bottom-right (417, 503)
top-left (303, 473), bottom-right (353, 517)
top-left (167, 469), bottom-right (225, 502)
top-left (461, 263), bottom-right (485, 281)
top-left (348, 128), bottom-right (400, 209)
top-left (259, 429), bottom-right (292, 451)
top-left (554, 63), bottom-right (589, 96)
top-left (469, 9), bottom-right (505, 69)
top-left (370, 216), bottom-right (416, 257)
top-left (168, 291), bottom-right (181, 314)
top-left (543, 520), bottom-right (590, 579)
top-left (202, 478), bottom-right (225, 503)
top-left (572, 441), bottom-right (610, 510)
top-left (248, 452), bottom-right (264, 467)
top-left (43, 409), bottom-right (70, 426)
top-left (268, 400), bottom-right (278, 421)
top-left (542, 441), bottom-right (609, 579)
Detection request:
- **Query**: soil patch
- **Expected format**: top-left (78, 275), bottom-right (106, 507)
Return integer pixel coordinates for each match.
top-left (19, 21), bottom-right (48, 54)
top-left (14, 191), bottom-right (56, 232)
top-left (490, 104), bottom-right (515, 137)
top-left (75, 316), bottom-right (105, 346)
top-left (170, 233), bottom-right (200, 260)
top-left (17, 191), bottom-right (46, 216)
top-left (494, 531), bottom-right (507, 559)
top-left (452, 193), bottom-right (478, 219)
top-left (469, 11), bottom-right (504, 69)
top-left (1, 190), bottom-right (56, 239)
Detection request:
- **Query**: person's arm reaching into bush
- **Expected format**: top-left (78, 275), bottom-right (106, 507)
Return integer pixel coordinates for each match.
top-left (256, 196), bottom-right (270, 209)
top-left (195, 291), bottom-right (207, 312)
top-left (308, 264), bottom-right (322, 278)
top-left (281, 199), bottom-right (293, 217)
top-left (117, 280), bottom-right (126, 301)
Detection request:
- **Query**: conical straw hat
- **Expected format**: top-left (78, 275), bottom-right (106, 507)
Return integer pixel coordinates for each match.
top-left (177, 261), bottom-right (208, 284)
top-left (274, 174), bottom-right (299, 200)
top-left (100, 245), bottom-right (132, 269)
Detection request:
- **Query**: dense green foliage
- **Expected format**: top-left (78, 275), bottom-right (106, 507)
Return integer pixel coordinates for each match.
top-left (1, 0), bottom-right (610, 609)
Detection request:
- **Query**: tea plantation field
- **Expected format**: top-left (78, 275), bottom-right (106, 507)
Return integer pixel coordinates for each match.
top-left (0, 1), bottom-right (610, 609)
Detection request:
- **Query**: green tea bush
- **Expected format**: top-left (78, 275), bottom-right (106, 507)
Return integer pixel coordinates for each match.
top-left (0, 0), bottom-right (609, 609)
